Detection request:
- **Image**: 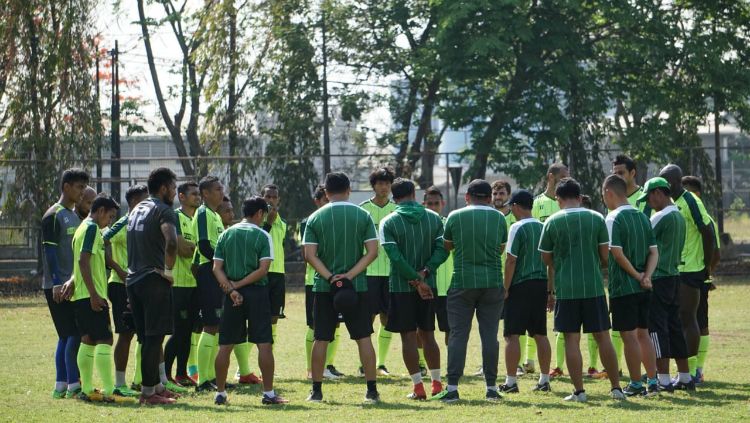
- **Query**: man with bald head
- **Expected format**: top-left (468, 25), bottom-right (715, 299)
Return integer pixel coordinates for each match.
top-left (658, 164), bottom-right (715, 390)
top-left (76, 186), bottom-right (97, 220)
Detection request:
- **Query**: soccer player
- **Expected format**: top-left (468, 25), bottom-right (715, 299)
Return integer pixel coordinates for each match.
top-left (659, 164), bottom-right (715, 380)
top-left (301, 185), bottom-right (342, 380)
top-left (532, 163), bottom-right (569, 378)
top-left (601, 175), bottom-right (659, 396)
top-left (218, 196), bottom-right (234, 227)
top-left (638, 177), bottom-right (691, 391)
top-left (359, 167), bottom-right (397, 376)
top-left (500, 190), bottom-right (552, 393)
top-left (303, 172), bottom-right (380, 403)
top-left (72, 194), bottom-right (122, 401)
top-left (262, 185), bottom-right (287, 349)
top-left (76, 186), bottom-right (97, 220)
top-left (192, 176), bottom-right (226, 391)
top-left (164, 181), bottom-right (201, 387)
top-left (538, 178), bottom-right (625, 402)
top-left (43, 168), bottom-right (89, 398)
top-left (682, 175), bottom-right (720, 384)
top-left (103, 184), bottom-right (148, 398)
top-left (380, 178), bottom-right (448, 400)
top-left (612, 154), bottom-right (644, 206)
top-left (212, 196), bottom-right (290, 405)
top-left (126, 167), bottom-right (180, 404)
top-left (434, 179), bottom-right (506, 403)
top-left (422, 187), bottom-right (451, 353)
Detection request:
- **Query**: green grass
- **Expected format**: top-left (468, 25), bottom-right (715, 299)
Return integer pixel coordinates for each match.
top-left (725, 214), bottom-right (750, 243)
top-left (1, 280), bottom-right (749, 422)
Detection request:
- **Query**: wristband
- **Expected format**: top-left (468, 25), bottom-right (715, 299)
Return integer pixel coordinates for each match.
top-left (421, 268), bottom-right (431, 279)
top-left (164, 268), bottom-right (173, 278)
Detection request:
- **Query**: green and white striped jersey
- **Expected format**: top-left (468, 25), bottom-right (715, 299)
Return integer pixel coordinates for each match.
top-left (650, 205), bottom-right (686, 279)
top-left (506, 217), bottom-right (546, 285)
top-left (606, 205), bottom-right (656, 298)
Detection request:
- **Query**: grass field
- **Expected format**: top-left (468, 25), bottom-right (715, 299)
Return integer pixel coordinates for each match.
top-left (1, 279), bottom-right (749, 422)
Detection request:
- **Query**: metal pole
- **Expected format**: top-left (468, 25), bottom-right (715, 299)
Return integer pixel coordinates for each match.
top-left (714, 105), bottom-right (724, 234)
top-left (321, 3), bottom-right (331, 175)
top-left (95, 49), bottom-right (102, 193)
top-left (110, 41), bottom-right (121, 206)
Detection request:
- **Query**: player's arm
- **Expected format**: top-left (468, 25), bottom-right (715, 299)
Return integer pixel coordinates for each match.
top-left (541, 252), bottom-right (555, 311)
top-left (42, 212), bottom-right (62, 285)
top-left (303, 244), bottom-right (334, 280)
top-left (177, 236), bottom-right (195, 258)
top-left (503, 254), bottom-right (517, 294)
top-left (103, 240), bottom-right (127, 281)
top-left (234, 259), bottom-right (272, 289)
top-left (640, 246), bottom-right (658, 290)
top-left (443, 215), bottom-right (454, 252)
top-left (196, 210), bottom-right (215, 260)
top-left (379, 219), bottom-right (420, 281)
top-left (161, 220), bottom-right (178, 283)
top-left (688, 196), bottom-right (716, 271)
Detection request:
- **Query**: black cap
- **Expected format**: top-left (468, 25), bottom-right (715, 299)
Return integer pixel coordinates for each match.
top-left (332, 278), bottom-right (358, 314)
top-left (508, 189), bottom-right (534, 209)
top-left (467, 179), bottom-right (492, 198)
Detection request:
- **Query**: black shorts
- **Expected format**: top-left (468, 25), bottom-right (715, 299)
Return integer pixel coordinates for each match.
top-left (314, 291), bottom-right (373, 342)
top-left (504, 279), bottom-right (548, 337)
top-left (218, 284), bottom-right (273, 345)
top-left (649, 276), bottom-right (689, 359)
top-left (305, 285), bottom-right (314, 328)
top-left (554, 296), bottom-right (610, 333)
top-left (610, 292), bottom-right (650, 331)
top-left (697, 284), bottom-right (709, 330)
top-left (385, 291), bottom-right (436, 333)
top-left (73, 298), bottom-right (113, 342)
top-left (435, 295), bottom-right (449, 333)
top-left (127, 273), bottom-right (174, 338)
top-left (680, 271), bottom-right (706, 289)
top-left (44, 288), bottom-right (78, 338)
top-left (172, 286), bottom-right (200, 330)
top-left (267, 272), bottom-right (286, 318)
top-left (366, 276), bottom-right (390, 315)
top-left (197, 263), bottom-right (224, 326)
top-left (108, 282), bottom-right (134, 334)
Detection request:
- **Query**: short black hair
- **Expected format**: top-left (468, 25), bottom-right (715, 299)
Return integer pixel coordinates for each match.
top-left (581, 194), bottom-right (593, 209)
top-left (423, 186), bottom-right (443, 201)
top-left (369, 167), bottom-right (395, 187)
top-left (555, 177), bottom-right (581, 200)
top-left (325, 172), bottom-right (350, 194)
top-left (222, 195), bottom-right (231, 202)
top-left (603, 174), bottom-right (627, 196)
top-left (242, 196), bottom-right (268, 218)
top-left (60, 168), bottom-right (90, 191)
top-left (313, 184), bottom-right (326, 201)
top-left (548, 162), bottom-right (568, 176)
top-left (125, 184), bottom-right (148, 205)
top-left (491, 180), bottom-right (511, 195)
top-left (198, 176), bottom-right (221, 195)
top-left (682, 175), bottom-right (703, 193)
top-left (262, 184), bottom-right (279, 195)
top-left (391, 178), bottom-right (415, 200)
top-left (613, 154), bottom-right (636, 172)
top-left (91, 194), bottom-right (119, 214)
top-left (178, 181), bottom-right (198, 196)
top-left (147, 167), bottom-right (177, 194)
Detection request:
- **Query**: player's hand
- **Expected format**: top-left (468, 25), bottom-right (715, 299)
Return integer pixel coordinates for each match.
top-left (332, 273), bottom-right (352, 283)
top-left (116, 269), bottom-right (128, 282)
top-left (504, 289), bottom-right (509, 300)
top-left (546, 293), bottom-right (555, 312)
top-left (708, 282), bottom-right (717, 291)
top-left (61, 280), bottom-right (75, 302)
top-left (415, 282), bottom-right (434, 300)
top-left (640, 275), bottom-right (652, 290)
top-left (52, 284), bottom-right (64, 303)
top-left (230, 290), bottom-right (243, 306)
top-left (90, 294), bottom-right (108, 312)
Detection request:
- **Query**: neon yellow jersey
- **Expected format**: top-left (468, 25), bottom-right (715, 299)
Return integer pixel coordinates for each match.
top-left (436, 216), bottom-right (454, 296)
top-left (265, 213), bottom-right (287, 274)
top-left (192, 204), bottom-right (223, 266)
top-left (360, 199), bottom-right (397, 277)
top-left (532, 193), bottom-right (559, 223)
top-left (174, 209), bottom-right (197, 288)
top-left (72, 218), bottom-right (107, 301)
top-left (103, 215), bottom-right (128, 284)
top-left (501, 210), bottom-right (516, 267)
top-left (675, 191), bottom-right (711, 273)
top-left (300, 217), bottom-right (314, 286)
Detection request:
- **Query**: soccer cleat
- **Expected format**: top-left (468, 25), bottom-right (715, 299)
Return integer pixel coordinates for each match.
top-left (523, 362), bottom-right (536, 374)
top-left (326, 365), bottom-right (344, 377)
top-left (196, 381), bottom-right (217, 392)
top-left (431, 380), bottom-right (443, 396)
top-left (611, 387), bottom-right (627, 400)
top-left (364, 390), bottom-right (380, 404)
top-left (407, 391), bottom-right (427, 400)
top-left (623, 383), bottom-right (646, 397)
top-left (307, 390), bottom-right (323, 402)
top-left (692, 371), bottom-right (703, 386)
top-left (357, 366), bottom-right (365, 378)
top-left (533, 382), bottom-right (551, 392)
top-left (473, 366), bottom-right (484, 377)
top-left (431, 389), bottom-right (459, 403)
top-left (175, 375), bottom-right (197, 388)
top-left (158, 388), bottom-right (181, 399)
top-left (516, 366), bottom-right (526, 376)
top-left (485, 389), bottom-right (502, 402)
top-left (499, 383), bottom-right (519, 393)
top-left (109, 390), bottom-right (138, 404)
top-left (189, 373), bottom-right (199, 383)
top-left (140, 393), bottom-right (176, 405)
top-left (52, 389), bottom-right (66, 399)
top-left (646, 383), bottom-right (660, 397)
top-left (563, 391), bottom-right (587, 402)
top-left (78, 389), bottom-right (113, 403)
top-left (262, 394), bottom-right (289, 405)
top-left (592, 370), bottom-right (609, 380)
top-left (323, 368), bottom-right (340, 380)
top-left (66, 388), bottom-right (82, 399)
top-left (673, 380), bottom-right (696, 391)
top-left (113, 385), bottom-right (140, 398)
top-left (549, 367), bottom-right (564, 378)
top-left (377, 365), bottom-right (391, 376)
top-left (164, 381), bottom-right (188, 395)
top-left (238, 373), bottom-right (263, 384)
top-left (659, 384), bottom-right (675, 393)
top-left (214, 393), bottom-right (228, 405)
top-left (130, 383), bottom-right (142, 392)
top-left (211, 379), bottom-right (235, 390)
top-left (586, 367), bottom-right (600, 378)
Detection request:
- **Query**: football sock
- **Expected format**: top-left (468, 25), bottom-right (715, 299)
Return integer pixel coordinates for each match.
top-left (198, 332), bottom-right (217, 384)
top-left (587, 333), bottom-right (599, 368)
top-left (77, 344), bottom-right (95, 394)
top-left (188, 332), bottom-right (199, 376)
top-left (418, 347), bottom-right (426, 368)
top-left (159, 361), bottom-right (169, 385)
top-left (696, 335), bottom-right (710, 371)
top-left (611, 331), bottom-right (624, 368)
top-left (326, 328), bottom-right (340, 367)
top-left (95, 344), bottom-right (114, 395)
top-left (234, 342), bottom-right (251, 376)
top-left (55, 338), bottom-right (67, 384)
top-left (688, 356), bottom-right (698, 377)
top-left (133, 342), bottom-right (142, 385)
top-left (518, 335), bottom-right (528, 367)
top-left (555, 333), bottom-right (565, 368)
top-left (376, 326), bottom-right (393, 368)
top-left (305, 327), bottom-right (315, 370)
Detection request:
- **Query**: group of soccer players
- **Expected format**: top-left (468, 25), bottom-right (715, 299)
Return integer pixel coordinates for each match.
top-left (41, 153), bottom-right (719, 406)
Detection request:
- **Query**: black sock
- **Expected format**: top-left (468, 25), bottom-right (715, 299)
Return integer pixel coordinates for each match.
top-left (312, 382), bottom-right (322, 393)
top-left (574, 389), bottom-right (586, 395)
top-left (366, 380), bottom-right (377, 392)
